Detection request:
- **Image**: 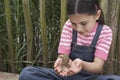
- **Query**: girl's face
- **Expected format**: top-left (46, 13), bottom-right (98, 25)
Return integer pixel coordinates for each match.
top-left (69, 11), bottom-right (101, 35)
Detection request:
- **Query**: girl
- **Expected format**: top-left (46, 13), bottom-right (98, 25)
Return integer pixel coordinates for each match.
top-left (19, 0), bottom-right (120, 80)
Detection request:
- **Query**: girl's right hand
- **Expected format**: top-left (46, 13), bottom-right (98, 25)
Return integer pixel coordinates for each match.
top-left (54, 57), bottom-right (63, 74)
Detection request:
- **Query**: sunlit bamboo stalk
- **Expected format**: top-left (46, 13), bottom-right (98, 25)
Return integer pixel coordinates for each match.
top-left (60, 0), bottom-right (67, 32)
top-left (39, 0), bottom-right (48, 67)
top-left (4, 0), bottom-right (15, 72)
top-left (22, 0), bottom-right (33, 65)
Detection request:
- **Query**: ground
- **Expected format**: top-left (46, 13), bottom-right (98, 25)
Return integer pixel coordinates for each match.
top-left (0, 72), bottom-right (19, 80)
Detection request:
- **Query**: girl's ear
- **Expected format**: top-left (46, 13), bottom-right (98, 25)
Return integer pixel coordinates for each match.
top-left (95, 10), bottom-right (101, 20)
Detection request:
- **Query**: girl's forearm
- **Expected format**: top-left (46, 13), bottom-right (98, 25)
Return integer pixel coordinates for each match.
top-left (82, 57), bottom-right (104, 74)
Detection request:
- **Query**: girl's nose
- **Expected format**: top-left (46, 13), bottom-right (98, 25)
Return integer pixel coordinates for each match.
top-left (76, 24), bottom-right (83, 31)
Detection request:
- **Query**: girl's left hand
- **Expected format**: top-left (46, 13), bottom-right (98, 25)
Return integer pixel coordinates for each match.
top-left (66, 58), bottom-right (83, 76)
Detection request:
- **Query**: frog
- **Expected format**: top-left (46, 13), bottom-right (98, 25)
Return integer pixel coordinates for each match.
top-left (61, 54), bottom-right (70, 68)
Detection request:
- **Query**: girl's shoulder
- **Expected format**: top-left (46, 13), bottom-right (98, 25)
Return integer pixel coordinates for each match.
top-left (102, 25), bottom-right (112, 33)
top-left (62, 19), bottom-right (73, 34)
top-left (99, 25), bottom-right (112, 38)
top-left (64, 19), bottom-right (71, 26)
top-left (63, 19), bottom-right (73, 29)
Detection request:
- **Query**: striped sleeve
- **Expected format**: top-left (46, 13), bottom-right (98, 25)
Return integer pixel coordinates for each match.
top-left (58, 20), bottom-right (72, 54)
top-left (95, 25), bottom-right (112, 60)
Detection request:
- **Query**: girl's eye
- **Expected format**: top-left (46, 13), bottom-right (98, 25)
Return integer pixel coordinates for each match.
top-left (81, 23), bottom-right (87, 25)
top-left (72, 23), bottom-right (77, 27)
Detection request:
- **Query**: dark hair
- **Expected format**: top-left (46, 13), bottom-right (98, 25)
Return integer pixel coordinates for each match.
top-left (67, 0), bottom-right (105, 24)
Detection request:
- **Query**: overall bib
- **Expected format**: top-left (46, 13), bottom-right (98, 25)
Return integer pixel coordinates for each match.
top-left (19, 25), bottom-right (120, 80)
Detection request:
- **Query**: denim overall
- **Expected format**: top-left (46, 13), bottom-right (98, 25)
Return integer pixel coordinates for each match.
top-left (19, 25), bottom-right (120, 80)
top-left (68, 24), bottom-right (102, 80)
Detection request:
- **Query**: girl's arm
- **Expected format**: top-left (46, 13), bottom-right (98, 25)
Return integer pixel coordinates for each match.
top-left (82, 57), bottom-right (105, 73)
top-left (66, 57), bottom-right (104, 76)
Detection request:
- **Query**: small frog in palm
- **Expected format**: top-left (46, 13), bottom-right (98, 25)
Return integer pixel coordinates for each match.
top-left (61, 54), bottom-right (70, 68)
top-left (60, 54), bottom-right (71, 76)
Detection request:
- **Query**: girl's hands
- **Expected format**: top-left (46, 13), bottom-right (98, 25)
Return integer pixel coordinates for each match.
top-left (54, 57), bottom-right (83, 76)
top-left (54, 55), bottom-right (72, 76)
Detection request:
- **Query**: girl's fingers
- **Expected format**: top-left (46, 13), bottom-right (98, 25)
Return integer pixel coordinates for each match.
top-left (59, 67), bottom-right (68, 76)
top-left (55, 66), bottom-right (62, 75)
top-left (55, 58), bottom-right (78, 76)
top-left (67, 68), bottom-right (75, 76)
top-left (54, 58), bottom-right (62, 68)
top-left (75, 61), bottom-right (81, 67)
top-left (75, 59), bottom-right (82, 67)
top-left (68, 59), bottom-right (72, 65)
top-left (66, 59), bottom-right (82, 76)
top-left (54, 61), bottom-right (59, 68)
top-left (54, 59), bottom-right (63, 75)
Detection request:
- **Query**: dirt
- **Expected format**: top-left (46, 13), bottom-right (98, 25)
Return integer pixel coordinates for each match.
top-left (0, 72), bottom-right (19, 80)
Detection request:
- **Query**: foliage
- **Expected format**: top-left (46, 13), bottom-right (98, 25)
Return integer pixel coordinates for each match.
top-left (0, 0), bottom-right (61, 73)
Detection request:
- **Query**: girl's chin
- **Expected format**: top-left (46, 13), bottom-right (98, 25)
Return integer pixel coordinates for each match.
top-left (77, 30), bottom-right (85, 33)
top-left (78, 31), bottom-right (89, 35)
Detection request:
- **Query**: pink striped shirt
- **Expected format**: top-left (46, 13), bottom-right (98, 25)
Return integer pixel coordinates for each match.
top-left (58, 19), bottom-right (112, 60)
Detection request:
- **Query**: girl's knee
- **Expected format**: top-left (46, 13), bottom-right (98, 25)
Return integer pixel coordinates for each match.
top-left (97, 74), bottom-right (120, 80)
top-left (19, 66), bottom-right (34, 80)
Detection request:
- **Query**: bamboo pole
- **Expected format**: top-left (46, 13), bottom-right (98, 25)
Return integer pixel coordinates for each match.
top-left (39, 0), bottom-right (48, 67)
top-left (109, 0), bottom-right (120, 74)
top-left (101, 0), bottom-right (120, 74)
top-left (116, 1), bottom-right (120, 75)
top-left (60, 0), bottom-right (67, 32)
top-left (118, 24), bottom-right (120, 75)
top-left (4, 0), bottom-right (15, 72)
top-left (22, 0), bottom-right (33, 65)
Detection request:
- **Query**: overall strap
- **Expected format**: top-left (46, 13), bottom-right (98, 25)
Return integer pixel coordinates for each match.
top-left (90, 25), bottom-right (103, 47)
top-left (72, 29), bottom-right (77, 45)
